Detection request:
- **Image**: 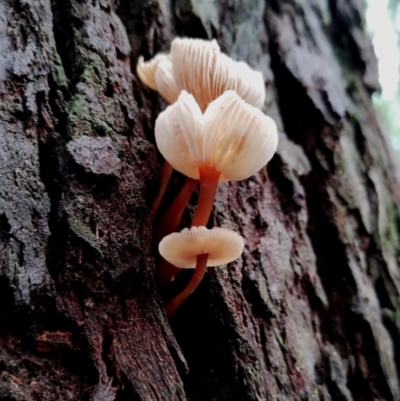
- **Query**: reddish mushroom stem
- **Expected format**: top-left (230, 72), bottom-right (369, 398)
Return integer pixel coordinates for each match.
top-left (151, 161), bottom-right (174, 215)
top-left (166, 253), bottom-right (209, 318)
top-left (191, 163), bottom-right (221, 227)
top-left (155, 260), bottom-right (181, 287)
top-left (154, 178), bottom-right (199, 245)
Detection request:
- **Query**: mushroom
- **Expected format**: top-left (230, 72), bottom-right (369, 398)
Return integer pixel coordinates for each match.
top-left (137, 38), bottom-right (265, 111)
top-left (138, 38), bottom-right (266, 215)
top-left (159, 226), bottom-right (244, 317)
top-left (155, 89), bottom-right (278, 232)
top-left (170, 38), bottom-right (265, 111)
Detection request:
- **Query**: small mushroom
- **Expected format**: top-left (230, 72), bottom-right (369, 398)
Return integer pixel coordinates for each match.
top-left (170, 38), bottom-right (265, 110)
top-left (155, 90), bottom-right (278, 230)
top-left (137, 38), bottom-right (265, 111)
top-left (159, 226), bottom-right (244, 317)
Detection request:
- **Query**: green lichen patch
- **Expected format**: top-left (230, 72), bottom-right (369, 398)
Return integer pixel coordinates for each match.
top-left (49, 36), bottom-right (69, 90)
top-left (67, 91), bottom-right (128, 139)
top-left (68, 217), bottom-right (105, 257)
top-left (78, 53), bottom-right (108, 92)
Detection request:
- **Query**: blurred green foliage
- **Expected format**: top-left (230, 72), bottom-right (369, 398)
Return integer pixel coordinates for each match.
top-left (388, 0), bottom-right (400, 18)
top-left (374, 94), bottom-right (400, 153)
top-left (372, 0), bottom-right (400, 156)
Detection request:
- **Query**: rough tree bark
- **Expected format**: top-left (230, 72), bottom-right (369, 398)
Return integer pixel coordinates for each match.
top-left (1, 0), bottom-right (400, 400)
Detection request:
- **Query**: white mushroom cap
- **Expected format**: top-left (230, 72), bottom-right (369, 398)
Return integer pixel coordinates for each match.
top-left (170, 39), bottom-right (230, 111)
top-left (137, 38), bottom-right (265, 109)
top-left (136, 54), bottom-right (168, 91)
top-left (170, 38), bottom-right (265, 110)
top-left (159, 226), bottom-right (245, 268)
top-left (201, 90), bottom-right (278, 181)
top-left (155, 90), bottom-right (278, 182)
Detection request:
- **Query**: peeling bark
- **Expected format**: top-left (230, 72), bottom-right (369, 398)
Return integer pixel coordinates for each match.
top-left (1, 0), bottom-right (400, 400)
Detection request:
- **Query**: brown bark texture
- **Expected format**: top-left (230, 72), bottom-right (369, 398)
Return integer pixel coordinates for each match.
top-left (1, 0), bottom-right (400, 400)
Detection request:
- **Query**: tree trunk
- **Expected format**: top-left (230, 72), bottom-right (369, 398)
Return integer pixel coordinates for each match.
top-left (1, 0), bottom-right (400, 400)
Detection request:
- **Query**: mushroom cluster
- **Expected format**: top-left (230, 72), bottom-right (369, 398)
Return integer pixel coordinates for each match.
top-left (137, 38), bottom-right (278, 318)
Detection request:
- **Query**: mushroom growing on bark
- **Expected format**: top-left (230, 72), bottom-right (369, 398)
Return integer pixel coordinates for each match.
top-left (137, 38), bottom-right (266, 215)
top-left (154, 89), bottom-right (278, 236)
top-left (159, 226), bottom-right (245, 318)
